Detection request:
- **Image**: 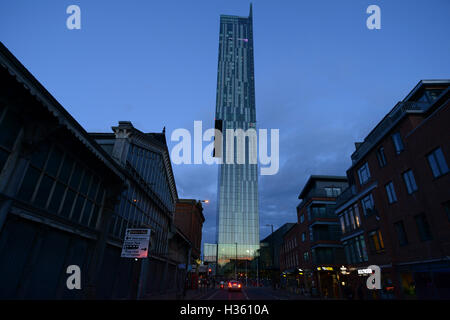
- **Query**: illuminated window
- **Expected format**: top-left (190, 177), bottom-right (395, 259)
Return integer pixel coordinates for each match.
top-left (368, 230), bottom-right (384, 254)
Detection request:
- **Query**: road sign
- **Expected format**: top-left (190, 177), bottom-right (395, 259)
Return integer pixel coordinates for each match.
top-left (121, 228), bottom-right (151, 258)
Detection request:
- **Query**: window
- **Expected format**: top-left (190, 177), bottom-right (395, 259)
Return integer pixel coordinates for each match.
top-left (427, 147), bottom-right (449, 178)
top-left (310, 205), bottom-right (327, 219)
top-left (353, 204), bottom-right (361, 227)
top-left (392, 133), bottom-right (404, 154)
top-left (302, 232), bottom-right (306, 242)
top-left (415, 213), bottom-right (433, 241)
top-left (16, 143), bottom-right (104, 229)
top-left (403, 170), bottom-right (418, 194)
top-left (394, 221), bottom-right (408, 246)
top-left (358, 162), bottom-right (371, 185)
top-left (368, 230), bottom-right (385, 254)
top-left (376, 147), bottom-right (387, 167)
top-left (348, 207), bottom-right (356, 229)
top-left (325, 187), bottom-right (341, 197)
top-left (343, 235), bottom-right (368, 264)
top-left (361, 194), bottom-right (375, 215)
top-left (343, 211), bottom-right (350, 232)
top-left (300, 214), bottom-right (304, 223)
top-left (385, 181), bottom-right (398, 204)
top-left (340, 216), bottom-right (346, 233)
top-left (303, 251), bottom-right (309, 262)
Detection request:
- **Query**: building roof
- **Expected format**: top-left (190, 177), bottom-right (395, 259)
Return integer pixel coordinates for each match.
top-left (90, 121), bottom-right (179, 204)
top-left (298, 175), bottom-right (348, 199)
top-left (260, 222), bottom-right (296, 243)
top-left (176, 199), bottom-right (205, 223)
top-left (350, 80), bottom-right (450, 167)
top-left (0, 41), bottom-right (126, 183)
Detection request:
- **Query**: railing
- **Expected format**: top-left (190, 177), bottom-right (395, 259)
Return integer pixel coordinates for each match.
top-left (309, 206), bottom-right (339, 220)
top-left (335, 186), bottom-right (356, 209)
top-left (299, 190), bottom-right (342, 210)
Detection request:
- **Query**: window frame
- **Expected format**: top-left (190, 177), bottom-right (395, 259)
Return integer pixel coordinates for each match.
top-left (376, 146), bottom-right (387, 167)
top-left (402, 169), bottom-right (418, 194)
top-left (427, 147), bottom-right (449, 178)
top-left (392, 132), bottom-right (405, 154)
top-left (385, 181), bottom-right (398, 204)
top-left (357, 162), bottom-right (371, 185)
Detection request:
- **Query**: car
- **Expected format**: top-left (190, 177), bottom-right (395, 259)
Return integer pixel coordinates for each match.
top-left (227, 280), bottom-right (242, 292)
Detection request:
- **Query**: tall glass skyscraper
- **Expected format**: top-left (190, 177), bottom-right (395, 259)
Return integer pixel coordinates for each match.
top-left (206, 4), bottom-right (259, 272)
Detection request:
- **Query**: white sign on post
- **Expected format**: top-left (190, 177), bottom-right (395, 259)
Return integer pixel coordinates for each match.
top-left (121, 228), bottom-right (151, 258)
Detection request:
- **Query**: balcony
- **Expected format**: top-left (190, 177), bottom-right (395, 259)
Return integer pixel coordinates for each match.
top-left (299, 190), bottom-right (341, 210)
top-left (309, 206), bottom-right (339, 221)
top-left (335, 186), bottom-right (356, 209)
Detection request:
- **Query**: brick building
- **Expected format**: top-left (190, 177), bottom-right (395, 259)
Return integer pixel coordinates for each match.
top-left (335, 80), bottom-right (450, 299)
top-left (174, 199), bottom-right (205, 263)
top-left (282, 175), bottom-right (348, 298)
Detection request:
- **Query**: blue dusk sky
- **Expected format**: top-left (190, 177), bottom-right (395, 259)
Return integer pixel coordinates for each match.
top-left (1, 0), bottom-right (449, 244)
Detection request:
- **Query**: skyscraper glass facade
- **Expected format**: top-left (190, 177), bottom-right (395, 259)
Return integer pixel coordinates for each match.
top-left (212, 5), bottom-right (260, 269)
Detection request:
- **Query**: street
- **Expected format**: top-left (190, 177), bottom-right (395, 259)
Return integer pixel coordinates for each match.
top-left (191, 286), bottom-right (315, 300)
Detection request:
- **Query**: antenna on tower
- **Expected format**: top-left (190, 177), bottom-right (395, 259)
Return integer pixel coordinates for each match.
top-left (249, 3), bottom-right (253, 18)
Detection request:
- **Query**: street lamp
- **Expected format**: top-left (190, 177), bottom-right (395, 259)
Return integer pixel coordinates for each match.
top-left (200, 200), bottom-right (209, 204)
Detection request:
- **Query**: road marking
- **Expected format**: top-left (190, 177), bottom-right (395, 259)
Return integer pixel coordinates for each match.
top-left (243, 289), bottom-right (250, 300)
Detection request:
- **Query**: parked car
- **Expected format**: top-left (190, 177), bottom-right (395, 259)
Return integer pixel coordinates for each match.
top-left (227, 280), bottom-right (242, 292)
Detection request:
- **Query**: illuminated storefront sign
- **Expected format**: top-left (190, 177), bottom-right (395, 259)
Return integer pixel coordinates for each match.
top-left (317, 266), bottom-right (334, 271)
top-left (340, 266), bottom-right (350, 275)
top-left (358, 268), bottom-right (374, 275)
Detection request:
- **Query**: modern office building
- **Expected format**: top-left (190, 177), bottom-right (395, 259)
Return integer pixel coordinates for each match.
top-left (206, 4), bottom-right (259, 274)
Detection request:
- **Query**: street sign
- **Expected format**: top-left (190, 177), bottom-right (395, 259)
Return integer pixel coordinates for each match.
top-left (121, 228), bottom-right (151, 258)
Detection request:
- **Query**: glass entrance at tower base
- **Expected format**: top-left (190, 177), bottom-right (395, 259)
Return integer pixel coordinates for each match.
top-left (204, 243), bottom-right (260, 278)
